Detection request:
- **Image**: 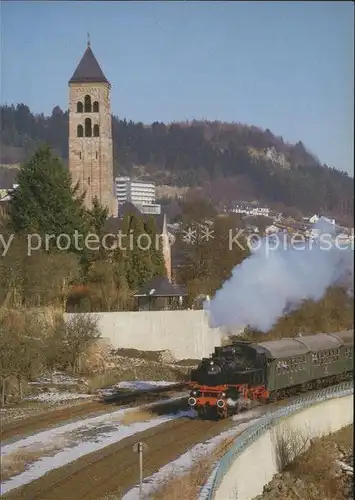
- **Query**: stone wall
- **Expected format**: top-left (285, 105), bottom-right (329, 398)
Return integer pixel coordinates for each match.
top-left (214, 394), bottom-right (354, 500)
top-left (64, 310), bottom-right (227, 360)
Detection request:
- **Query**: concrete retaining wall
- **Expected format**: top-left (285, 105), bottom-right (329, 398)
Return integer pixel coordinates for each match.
top-left (64, 310), bottom-right (226, 360)
top-left (214, 394), bottom-right (354, 500)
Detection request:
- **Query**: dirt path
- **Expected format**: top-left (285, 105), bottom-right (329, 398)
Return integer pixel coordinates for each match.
top-left (1, 391), bottom-right (187, 443)
top-left (2, 416), bottom-right (236, 500)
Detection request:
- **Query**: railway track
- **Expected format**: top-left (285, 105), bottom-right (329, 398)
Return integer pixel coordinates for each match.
top-left (2, 388), bottom-right (337, 500)
top-left (1, 413), bottom-right (237, 500)
top-left (99, 382), bottom-right (188, 404)
top-left (1, 384), bottom-right (189, 443)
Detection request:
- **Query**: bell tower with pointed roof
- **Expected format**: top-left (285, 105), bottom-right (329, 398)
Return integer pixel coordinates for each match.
top-left (68, 39), bottom-right (117, 216)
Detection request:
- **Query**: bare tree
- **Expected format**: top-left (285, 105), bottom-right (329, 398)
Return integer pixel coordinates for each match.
top-left (0, 324), bottom-right (19, 406)
top-left (23, 251), bottom-right (81, 310)
top-left (0, 311), bottom-right (43, 404)
top-left (273, 422), bottom-right (310, 470)
top-left (55, 314), bottom-right (101, 374)
top-left (87, 261), bottom-right (119, 311)
top-left (41, 317), bottom-right (68, 382)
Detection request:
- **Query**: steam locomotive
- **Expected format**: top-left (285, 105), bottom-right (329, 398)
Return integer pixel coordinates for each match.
top-left (188, 330), bottom-right (353, 419)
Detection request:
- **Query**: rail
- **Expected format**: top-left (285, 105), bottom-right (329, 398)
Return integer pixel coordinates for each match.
top-left (200, 381), bottom-right (354, 500)
top-left (99, 382), bottom-right (188, 403)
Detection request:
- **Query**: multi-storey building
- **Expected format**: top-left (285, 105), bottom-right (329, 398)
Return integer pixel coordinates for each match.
top-left (115, 176), bottom-right (161, 214)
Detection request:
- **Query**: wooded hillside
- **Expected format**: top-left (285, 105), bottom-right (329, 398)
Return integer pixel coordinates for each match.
top-left (1, 103), bottom-right (353, 220)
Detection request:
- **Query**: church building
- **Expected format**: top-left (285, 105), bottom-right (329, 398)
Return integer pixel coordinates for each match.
top-left (68, 40), bottom-right (172, 281)
top-left (68, 40), bottom-right (117, 216)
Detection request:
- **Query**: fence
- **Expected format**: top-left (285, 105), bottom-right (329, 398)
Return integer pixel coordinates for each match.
top-left (201, 381), bottom-right (354, 500)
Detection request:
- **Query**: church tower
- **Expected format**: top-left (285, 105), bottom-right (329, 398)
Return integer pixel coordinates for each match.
top-left (68, 40), bottom-right (117, 216)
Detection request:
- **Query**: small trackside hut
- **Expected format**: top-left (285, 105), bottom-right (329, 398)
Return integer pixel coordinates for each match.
top-left (134, 276), bottom-right (187, 311)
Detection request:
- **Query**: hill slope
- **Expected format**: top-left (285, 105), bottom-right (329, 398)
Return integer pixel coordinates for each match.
top-left (0, 103), bottom-right (353, 220)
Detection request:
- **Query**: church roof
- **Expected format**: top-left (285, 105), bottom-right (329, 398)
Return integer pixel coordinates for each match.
top-left (69, 43), bottom-right (109, 84)
top-left (117, 201), bottom-right (143, 218)
top-left (104, 203), bottom-right (167, 234)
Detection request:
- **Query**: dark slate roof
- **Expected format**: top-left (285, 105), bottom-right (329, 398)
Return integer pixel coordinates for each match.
top-left (134, 276), bottom-right (187, 297)
top-left (118, 202), bottom-right (143, 218)
top-left (104, 203), bottom-right (167, 234)
top-left (69, 43), bottom-right (109, 84)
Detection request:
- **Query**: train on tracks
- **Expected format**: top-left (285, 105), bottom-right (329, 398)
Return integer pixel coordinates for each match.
top-left (188, 330), bottom-right (353, 419)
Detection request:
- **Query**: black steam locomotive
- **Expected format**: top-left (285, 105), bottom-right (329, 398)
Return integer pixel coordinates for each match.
top-left (188, 331), bottom-right (353, 418)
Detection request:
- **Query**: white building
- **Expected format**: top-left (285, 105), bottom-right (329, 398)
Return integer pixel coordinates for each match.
top-left (232, 205), bottom-right (270, 217)
top-left (309, 214), bottom-right (336, 226)
top-left (249, 207), bottom-right (270, 217)
top-left (115, 176), bottom-right (161, 215)
top-left (309, 214), bottom-right (319, 224)
top-left (233, 207), bottom-right (248, 215)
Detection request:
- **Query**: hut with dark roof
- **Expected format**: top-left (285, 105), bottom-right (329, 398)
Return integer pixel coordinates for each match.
top-left (134, 276), bottom-right (187, 311)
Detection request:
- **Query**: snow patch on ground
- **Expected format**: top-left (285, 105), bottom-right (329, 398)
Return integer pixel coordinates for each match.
top-left (25, 371), bottom-right (91, 403)
top-left (98, 380), bottom-right (178, 396)
top-left (2, 396), bottom-right (186, 456)
top-left (25, 391), bottom-right (93, 403)
top-left (117, 380), bottom-right (178, 390)
top-left (231, 407), bottom-right (265, 422)
top-left (27, 373), bottom-right (178, 401)
top-left (122, 417), bottom-right (262, 500)
top-left (1, 399), bottom-right (192, 495)
top-left (28, 371), bottom-right (84, 386)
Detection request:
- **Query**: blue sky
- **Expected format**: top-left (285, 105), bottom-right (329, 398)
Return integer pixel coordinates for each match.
top-left (1, 1), bottom-right (353, 174)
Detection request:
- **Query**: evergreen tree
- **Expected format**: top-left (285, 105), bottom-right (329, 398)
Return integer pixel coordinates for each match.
top-left (144, 216), bottom-right (166, 278)
top-left (127, 213), bottom-right (154, 289)
top-left (87, 196), bottom-right (109, 235)
top-left (9, 145), bottom-right (87, 250)
top-left (83, 196), bottom-right (109, 270)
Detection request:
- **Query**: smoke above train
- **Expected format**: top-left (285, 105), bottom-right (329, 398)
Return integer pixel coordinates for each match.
top-left (206, 219), bottom-right (354, 332)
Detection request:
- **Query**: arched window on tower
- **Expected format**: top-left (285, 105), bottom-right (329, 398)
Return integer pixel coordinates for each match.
top-left (85, 118), bottom-right (92, 137)
top-left (77, 102), bottom-right (83, 113)
top-left (93, 101), bottom-right (99, 112)
top-left (93, 124), bottom-right (100, 137)
top-left (77, 124), bottom-right (84, 137)
top-left (84, 95), bottom-right (92, 113)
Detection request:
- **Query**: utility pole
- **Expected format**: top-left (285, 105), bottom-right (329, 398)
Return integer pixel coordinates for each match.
top-left (133, 441), bottom-right (147, 499)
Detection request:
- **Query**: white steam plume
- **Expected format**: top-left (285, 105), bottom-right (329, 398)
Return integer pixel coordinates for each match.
top-left (206, 221), bottom-right (354, 332)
